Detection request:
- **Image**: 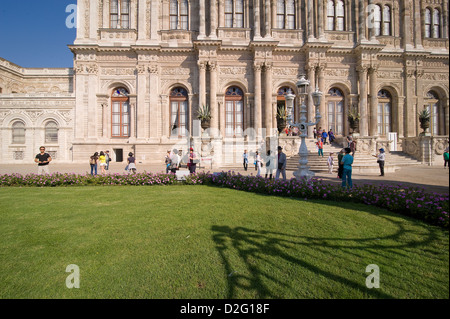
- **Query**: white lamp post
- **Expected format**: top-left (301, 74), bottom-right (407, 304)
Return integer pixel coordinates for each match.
top-left (285, 76), bottom-right (322, 180)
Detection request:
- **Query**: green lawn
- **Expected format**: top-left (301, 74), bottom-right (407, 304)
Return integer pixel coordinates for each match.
top-left (0, 185), bottom-right (448, 299)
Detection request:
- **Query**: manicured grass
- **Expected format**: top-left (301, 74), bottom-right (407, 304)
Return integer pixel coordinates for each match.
top-left (0, 185), bottom-right (448, 299)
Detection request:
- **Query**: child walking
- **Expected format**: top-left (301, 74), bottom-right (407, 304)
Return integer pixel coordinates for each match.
top-left (316, 138), bottom-right (324, 157)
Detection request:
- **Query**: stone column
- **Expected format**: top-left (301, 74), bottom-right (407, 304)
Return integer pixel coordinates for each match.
top-left (149, 65), bottom-right (159, 138)
top-left (307, 0), bottom-right (314, 41)
top-left (136, 65), bottom-right (147, 139)
top-left (307, 64), bottom-right (316, 138)
top-left (413, 0), bottom-right (423, 48)
top-left (358, 0), bottom-right (366, 42)
top-left (358, 65), bottom-right (369, 136)
top-left (271, 0), bottom-right (277, 29)
top-left (254, 62), bottom-right (263, 135)
top-left (397, 96), bottom-right (405, 138)
top-left (210, 0), bottom-right (217, 38)
top-left (150, 0), bottom-right (159, 41)
top-left (318, 0), bottom-right (325, 40)
top-left (76, 0), bottom-right (86, 41)
top-left (209, 62), bottom-right (219, 136)
top-left (198, 61), bottom-right (207, 112)
top-left (264, 0), bottom-right (271, 38)
top-left (253, 0), bottom-right (261, 39)
top-left (443, 0), bottom-right (449, 39)
top-left (264, 63), bottom-right (273, 134)
top-left (317, 65), bottom-right (326, 130)
top-left (403, 1), bottom-right (413, 49)
top-left (137, 0), bottom-right (146, 41)
top-left (129, 95), bottom-right (137, 139)
top-left (199, 0), bottom-right (206, 38)
top-left (161, 95), bottom-right (169, 138)
top-left (369, 67), bottom-right (378, 136)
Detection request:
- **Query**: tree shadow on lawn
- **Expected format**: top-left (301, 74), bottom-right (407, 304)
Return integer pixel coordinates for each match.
top-left (211, 196), bottom-right (445, 299)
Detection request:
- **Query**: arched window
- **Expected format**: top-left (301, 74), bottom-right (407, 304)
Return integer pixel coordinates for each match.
top-left (225, 0), bottom-right (244, 28)
top-left (225, 87), bottom-right (244, 137)
top-left (110, 0), bottom-right (130, 29)
top-left (433, 8), bottom-right (441, 38)
top-left (383, 5), bottom-right (391, 35)
top-left (425, 91), bottom-right (440, 135)
top-left (111, 88), bottom-right (130, 137)
top-left (327, 88), bottom-right (344, 135)
top-left (277, 86), bottom-right (296, 122)
top-left (425, 8), bottom-right (432, 38)
top-left (170, 0), bottom-right (189, 30)
top-left (277, 0), bottom-right (295, 29)
top-left (373, 5), bottom-right (382, 36)
top-left (45, 121), bottom-right (59, 143)
top-left (170, 87), bottom-right (189, 137)
top-left (377, 90), bottom-right (392, 136)
top-left (12, 121), bottom-right (25, 144)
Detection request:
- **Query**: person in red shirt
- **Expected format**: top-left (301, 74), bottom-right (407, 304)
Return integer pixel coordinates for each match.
top-left (316, 138), bottom-right (324, 157)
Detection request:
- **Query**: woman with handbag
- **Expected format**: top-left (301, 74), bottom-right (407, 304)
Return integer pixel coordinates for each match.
top-left (372, 148), bottom-right (385, 176)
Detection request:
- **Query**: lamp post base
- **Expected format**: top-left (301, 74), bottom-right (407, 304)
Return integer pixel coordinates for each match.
top-left (293, 168), bottom-right (315, 181)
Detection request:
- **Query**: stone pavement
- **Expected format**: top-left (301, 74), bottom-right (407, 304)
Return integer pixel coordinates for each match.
top-left (0, 162), bottom-right (448, 194)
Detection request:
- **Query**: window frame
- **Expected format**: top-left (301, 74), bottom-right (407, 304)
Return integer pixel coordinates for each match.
top-left (326, 0), bottom-right (345, 31)
top-left (110, 0), bottom-right (130, 29)
top-left (225, 87), bottom-right (244, 137)
top-left (12, 121), bottom-right (26, 144)
top-left (225, 0), bottom-right (244, 28)
top-left (327, 88), bottom-right (344, 136)
top-left (111, 88), bottom-right (130, 138)
top-left (277, 0), bottom-right (296, 30)
top-left (170, 87), bottom-right (189, 137)
top-left (45, 121), bottom-right (59, 144)
top-left (377, 90), bottom-right (392, 136)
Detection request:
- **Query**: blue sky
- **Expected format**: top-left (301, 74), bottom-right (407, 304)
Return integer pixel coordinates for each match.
top-left (0, 0), bottom-right (77, 68)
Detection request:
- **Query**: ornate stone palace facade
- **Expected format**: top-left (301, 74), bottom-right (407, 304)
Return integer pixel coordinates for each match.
top-left (0, 0), bottom-right (448, 164)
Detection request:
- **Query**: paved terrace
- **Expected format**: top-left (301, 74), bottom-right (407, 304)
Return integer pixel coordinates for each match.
top-left (1, 162), bottom-right (448, 195)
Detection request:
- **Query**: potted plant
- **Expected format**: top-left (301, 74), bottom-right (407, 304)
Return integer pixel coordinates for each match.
top-left (197, 104), bottom-right (211, 130)
top-left (276, 106), bottom-right (287, 134)
top-left (348, 106), bottom-right (360, 133)
top-left (418, 109), bottom-right (431, 134)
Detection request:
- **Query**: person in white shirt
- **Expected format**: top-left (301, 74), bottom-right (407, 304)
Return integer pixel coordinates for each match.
top-left (327, 153), bottom-right (334, 174)
top-left (372, 148), bottom-right (386, 176)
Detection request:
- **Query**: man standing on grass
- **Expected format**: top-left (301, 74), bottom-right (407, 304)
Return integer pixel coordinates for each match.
top-left (275, 146), bottom-right (287, 180)
top-left (35, 146), bottom-right (52, 175)
top-left (340, 147), bottom-right (353, 189)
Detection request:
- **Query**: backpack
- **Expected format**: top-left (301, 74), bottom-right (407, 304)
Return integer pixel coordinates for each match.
top-left (89, 156), bottom-right (96, 165)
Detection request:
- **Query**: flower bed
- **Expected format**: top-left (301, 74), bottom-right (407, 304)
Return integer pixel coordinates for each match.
top-left (1, 171), bottom-right (448, 228)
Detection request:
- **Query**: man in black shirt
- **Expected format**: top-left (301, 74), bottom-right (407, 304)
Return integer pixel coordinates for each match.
top-left (35, 146), bottom-right (52, 175)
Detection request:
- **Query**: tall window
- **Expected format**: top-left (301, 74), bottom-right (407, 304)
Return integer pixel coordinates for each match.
top-left (110, 0), bottom-right (130, 29)
top-left (170, 0), bottom-right (189, 30)
top-left (277, 0), bottom-right (295, 29)
top-left (45, 121), bottom-right (59, 143)
top-left (170, 87), bottom-right (189, 137)
top-left (225, 87), bottom-right (244, 137)
top-left (377, 90), bottom-right (392, 136)
top-left (225, 0), bottom-right (244, 28)
top-left (433, 9), bottom-right (441, 38)
top-left (373, 4), bottom-right (382, 36)
top-left (327, 0), bottom-right (345, 31)
top-left (425, 91), bottom-right (440, 135)
top-left (12, 121), bottom-right (25, 144)
top-left (425, 8), bottom-right (432, 38)
top-left (111, 88), bottom-right (130, 137)
top-left (327, 88), bottom-right (344, 135)
top-left (383, 5), bottom-right (391, 35)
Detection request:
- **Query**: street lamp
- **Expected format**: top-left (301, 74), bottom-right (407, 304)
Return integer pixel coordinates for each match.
top-left (285, 76), bottom-right (322, 180)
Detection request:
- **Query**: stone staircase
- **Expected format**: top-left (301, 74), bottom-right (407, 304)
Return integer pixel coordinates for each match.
top-left (286, 139), bottom-right (422, 174)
